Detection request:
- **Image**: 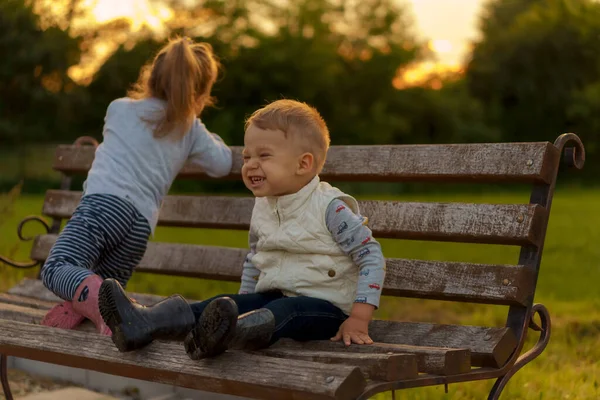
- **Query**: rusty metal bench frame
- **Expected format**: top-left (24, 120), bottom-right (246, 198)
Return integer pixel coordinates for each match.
top-left (0, 133), bottom-right (585, 400)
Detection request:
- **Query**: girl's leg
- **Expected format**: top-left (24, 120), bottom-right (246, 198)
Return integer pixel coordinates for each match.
top-left (40, 198), bottom-right (109, 331)
top-left (41, 194), bottom-right (142, 334)
top-left (93, 212), bottom-right (151, 287)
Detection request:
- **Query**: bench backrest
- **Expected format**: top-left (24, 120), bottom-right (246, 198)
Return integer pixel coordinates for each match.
top-left (31, 133), bottom-right (584, 365)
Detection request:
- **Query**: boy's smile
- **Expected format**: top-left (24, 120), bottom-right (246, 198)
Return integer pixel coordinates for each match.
top-left (242, 124), bottom-right (314, 197)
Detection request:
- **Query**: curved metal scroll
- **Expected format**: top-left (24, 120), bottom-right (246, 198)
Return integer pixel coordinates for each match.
top-left (488, 304), bottom-right (551, 400)
top-left (554, 133), bottom-right (585, 170)
top-left (74, 136), bottom-right (99, 147)
top-left (0, 216), bottom-right (50, 269)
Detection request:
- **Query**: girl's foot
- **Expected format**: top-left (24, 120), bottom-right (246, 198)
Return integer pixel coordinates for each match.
top-left (71, 275), bottom-right (112, 335)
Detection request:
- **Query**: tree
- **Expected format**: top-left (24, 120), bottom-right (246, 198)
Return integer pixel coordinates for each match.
top-left (466, 0), bottom-right (600, 148)
top-left (0, 0), bottom-right (82, 144)
top-left (81, 0), bottom-right (424, 147)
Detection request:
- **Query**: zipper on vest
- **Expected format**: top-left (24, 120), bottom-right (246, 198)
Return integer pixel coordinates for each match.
top-left (274, 204), bottom-right (281, 225)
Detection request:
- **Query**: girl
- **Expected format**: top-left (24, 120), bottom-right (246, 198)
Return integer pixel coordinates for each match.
top-left (40, 37), bottom-right (232, 335)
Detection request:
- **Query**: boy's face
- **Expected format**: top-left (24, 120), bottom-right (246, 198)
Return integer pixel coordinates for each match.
top-left (242, 124), bottom-right (313, 197)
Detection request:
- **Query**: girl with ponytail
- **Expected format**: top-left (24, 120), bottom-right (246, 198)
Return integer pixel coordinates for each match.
top-left (39, 37), bottom-right (232, 335)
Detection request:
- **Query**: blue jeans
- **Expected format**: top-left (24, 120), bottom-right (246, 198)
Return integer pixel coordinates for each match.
top-left (189, 291), bottom-right (348, 344)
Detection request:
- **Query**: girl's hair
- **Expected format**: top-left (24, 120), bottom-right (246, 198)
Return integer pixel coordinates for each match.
top-left (128, 36), bottom-right (220, 139)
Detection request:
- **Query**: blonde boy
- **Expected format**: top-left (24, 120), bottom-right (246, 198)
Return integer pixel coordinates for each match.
top-left (99, 100), bottom-right (386, 358)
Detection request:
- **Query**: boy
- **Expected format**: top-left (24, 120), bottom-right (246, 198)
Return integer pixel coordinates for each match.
top-left (99, 99), bottom-right (386, 359)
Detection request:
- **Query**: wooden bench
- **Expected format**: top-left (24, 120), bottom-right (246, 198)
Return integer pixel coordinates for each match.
top-left (0, 133), bottom-right (585, 400)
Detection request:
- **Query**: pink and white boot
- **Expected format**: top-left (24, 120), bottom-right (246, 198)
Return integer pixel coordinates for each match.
top-left (71, 275), bottom-right (112, 335)
top-left (41, 301), bottom-right (85, 330)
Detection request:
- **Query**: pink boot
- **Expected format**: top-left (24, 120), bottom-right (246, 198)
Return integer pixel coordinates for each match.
top-left (72, 275), bottom-right (112, 335)
top-left (41, 301), bottom-right (85, 329)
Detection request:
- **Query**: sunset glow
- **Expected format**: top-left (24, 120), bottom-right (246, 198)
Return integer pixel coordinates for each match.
top-left (70, 0), bottom-right (483, 87)
top-left (89, 0), bottom-right (171, 31)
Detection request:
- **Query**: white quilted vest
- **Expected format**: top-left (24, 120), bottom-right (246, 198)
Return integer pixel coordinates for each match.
top-left (251, 176), bottom-right (359, 314)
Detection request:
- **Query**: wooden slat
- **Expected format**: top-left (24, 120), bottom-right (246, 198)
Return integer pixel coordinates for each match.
top-left (43, 190), bottom-right (547, 246)
top-left (3, 279), bottom-right (515, 368)
top-left (0, 320), bottom-right (366, 400)
top-left (257, 349), bottom-right (418, 381)
top-left (369, 320), bottom-right (516, 368)
top-left (30, 236), bottom-right (534, 306)
top-left (272, 339), bottom-right (470, 376)
top-left (6, 279), bottom-right (166, 305)
top-left (54, 142), bottom-right (560, 183)
top-left (383, 258), bottom-right (535, 306)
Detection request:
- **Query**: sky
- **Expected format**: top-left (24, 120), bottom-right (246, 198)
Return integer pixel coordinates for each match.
top-left (406, 0), bottom-right (484, 67)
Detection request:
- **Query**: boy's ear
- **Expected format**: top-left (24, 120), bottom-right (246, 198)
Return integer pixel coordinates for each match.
top-left (297, 152), bottom-right (314, 175)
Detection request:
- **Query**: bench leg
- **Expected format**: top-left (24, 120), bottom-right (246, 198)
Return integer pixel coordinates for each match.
top-left (488, 304), bottom-right (551, 400)
top-left (1, 354), bottom-right (13, 400)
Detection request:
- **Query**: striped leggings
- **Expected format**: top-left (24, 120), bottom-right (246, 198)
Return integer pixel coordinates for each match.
top-left (41, 194), bottom-right (151, 301)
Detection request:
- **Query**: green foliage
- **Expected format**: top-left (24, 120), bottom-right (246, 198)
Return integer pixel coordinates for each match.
top-left (0, 0), bottom-right (82, 144)
top-left (467, 0), bottom-right (600, 152)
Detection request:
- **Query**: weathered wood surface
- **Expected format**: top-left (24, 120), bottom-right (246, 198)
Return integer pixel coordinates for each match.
top-left (0, 298), bottom-right (465, 378)
top-left (256, 349), bottom-right (418, 381)
top-left (383, 258), bottom-right (534, 306)
top-left (3, 279), bottom-right (511, 368)
top-left (0, 320), bottom-right (366, 400)
top-left (43, 190), bottom-right (546, 246)
top-left (31, 236), bottom-right (533, 305)
top-left (7, 278), bottom-right (166, 305)
top-left (272, 340), bottom-right (471, 376)
top-left (0, 293), bottom-right (58, 310)
top-left (369, 320), bottom-right (516, 368)
top-left (54, 142), bottom-right (559, 183)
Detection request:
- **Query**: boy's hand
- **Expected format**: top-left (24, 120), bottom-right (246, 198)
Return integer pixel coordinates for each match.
top-left (331, 303), bottom-right (374, 346)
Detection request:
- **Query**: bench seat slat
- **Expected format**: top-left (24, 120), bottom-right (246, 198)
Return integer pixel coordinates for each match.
top-left (3, 279), bottom-right (517, 368)
top-left (255, 349), bottom-right (418, 381)
top-left (30, 235), bottom-right (534, 306)
top-left (0, 320), bottom-right (366, 400)
top-left (271, 339), bottom-right (470, 376)
top-left (43, 190), bottom-right (547, 246)
top-left (54, 142), bottom-right (559, 184)
top-left (369, 320), bottom-right (516, 368)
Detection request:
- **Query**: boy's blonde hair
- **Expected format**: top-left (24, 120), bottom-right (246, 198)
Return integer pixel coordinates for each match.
top-left (129, 36), bottom-right (220, 139)
top-left (245, 100), bottom-right (330, 171)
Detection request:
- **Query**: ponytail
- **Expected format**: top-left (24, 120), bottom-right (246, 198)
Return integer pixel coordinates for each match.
top-left (128, 36), bottom-right (220, 139)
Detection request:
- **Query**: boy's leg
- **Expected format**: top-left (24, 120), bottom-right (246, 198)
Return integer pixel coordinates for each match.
top-left (189, 291), bottom-right (284, 321)
top-left (184, 291), bottom-right (284, 359)
top-left (184, 295), bottom-right (347, 359)
top-left (263, 296), bottom-right (347, 343)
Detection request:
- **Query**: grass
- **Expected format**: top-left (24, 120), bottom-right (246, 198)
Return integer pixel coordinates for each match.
top-left (1, 187), bottom-right (599, 399)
